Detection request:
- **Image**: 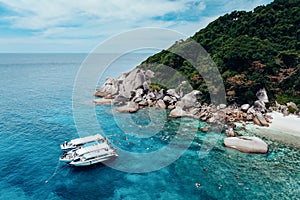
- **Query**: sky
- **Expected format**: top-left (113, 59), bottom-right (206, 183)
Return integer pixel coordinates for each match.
top-left (0, 0), bottom-right (273, 53)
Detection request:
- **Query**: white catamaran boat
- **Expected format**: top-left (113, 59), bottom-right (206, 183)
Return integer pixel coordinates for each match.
top-left (69, 148), bottom-right (118, 166)
top-left (60, 134), bottom-right (104, 151)
top-left (59, 142), bottom-right (110, 163)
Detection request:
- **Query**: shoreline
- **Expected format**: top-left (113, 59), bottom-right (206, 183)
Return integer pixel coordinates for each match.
top-left (246, 111), bottom-right (300, 149)
top-left (94, 68), bottom-right (300, 151)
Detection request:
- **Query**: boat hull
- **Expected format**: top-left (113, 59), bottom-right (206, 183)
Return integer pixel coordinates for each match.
top-left (69, 154), bottom-right (117, 167)
top-left (59, 158), bottom-right (73, 163)
top-left (60, 144), bottom-right (78, 151)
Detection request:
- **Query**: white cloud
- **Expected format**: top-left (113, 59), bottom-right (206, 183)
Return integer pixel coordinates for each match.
top-left (0, 0), bottom-right (273, 52)
top-left (0, 0), bottom-right (188, 29)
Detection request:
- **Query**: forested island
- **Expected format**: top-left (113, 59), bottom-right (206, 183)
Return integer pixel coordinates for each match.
top-left (142, 0), bottom-right (299, 106)
top-left (94, 0), bottom-right (300, 150)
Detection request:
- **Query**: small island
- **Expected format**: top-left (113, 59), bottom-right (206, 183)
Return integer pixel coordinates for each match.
top-left (94, 67), bottom-right (300, 152)
top-left (93, 0), bottom-right (300, 153)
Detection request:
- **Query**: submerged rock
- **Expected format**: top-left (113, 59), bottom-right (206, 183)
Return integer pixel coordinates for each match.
top-left (225, 128), bottom-right (235, 137)
top-left (224, 136), bottom-right (268, 153)
top-left (200, 126), bottom-right (210, 132)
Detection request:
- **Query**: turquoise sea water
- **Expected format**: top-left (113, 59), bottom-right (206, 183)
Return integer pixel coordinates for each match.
top-left (0, 54), bottom-right (299, 200)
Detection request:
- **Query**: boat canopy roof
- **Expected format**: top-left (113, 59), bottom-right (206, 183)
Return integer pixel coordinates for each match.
top-left (76, 142), bottom-right (109, 155)
top-left (70, 134), bottom-right (104, 146)
top-left (82, 149), bottom-right (113, 160)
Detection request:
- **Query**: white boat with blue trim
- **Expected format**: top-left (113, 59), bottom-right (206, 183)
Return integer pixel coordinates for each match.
top-left (60, 134), bottom-right (104, 151)
top-left (59, 141), bottom-right (110, 163)
top-left (69, 148), bottom-right (118, 166)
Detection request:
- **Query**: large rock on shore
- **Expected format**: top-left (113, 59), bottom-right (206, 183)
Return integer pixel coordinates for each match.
top-left (115, 102), bottom-right (139, 113)
top-left (157, 99), bottom-right (166, 109)
top-left (254, 100), bottom-right (267, 113)
top-left (255, 112), bottom-right (269, 126)
top-left (113, 95), bottom-right (128, 105)
top-left (155, 89), bottom-right (165, 100)
top-left (287, 102), bottom-right (298, 111)
top-left (95, 77), bottom-right (119, 97)
top-left (95, 68), bottom-right (154, 99)
top-left (253, 117), bottom-right (262, 126)
top-left (224, 136), bottom-right (268, 153)
top-left (169, 107), bottom-right (186, 118)
top-left (166, 89), bottom-right (180, 100)
top-left (118, 68), bottom-right (151, 98)
top-left (181, 90), bottom-right (202, 109)
top-left (93, 98), bottom-right (113, 105)
top-left (241, 104), bottom-right (250, 112)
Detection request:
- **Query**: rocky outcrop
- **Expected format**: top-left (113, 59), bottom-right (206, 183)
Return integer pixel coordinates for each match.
top-left (95, 70), bottom-right (280, 133)
top-left (94, 73), bottom-right (278, 154)
top-left (274, 101), bottom-right (299, 116)
top-left (287, 102), bottom-right (298, 110)
top-left (95, 68), bottom-right (153, 100)
top-left (224, 136), bottom-right (268, 153)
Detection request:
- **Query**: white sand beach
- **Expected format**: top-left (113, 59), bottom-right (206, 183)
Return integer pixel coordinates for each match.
top-left (246, 112), bottom-right (300, 148)
top-left (269, 111), bottom-right (300, 134)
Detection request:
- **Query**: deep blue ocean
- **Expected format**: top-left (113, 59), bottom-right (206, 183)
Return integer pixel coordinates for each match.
top-left (0, 53), bottom-right (299, 200)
